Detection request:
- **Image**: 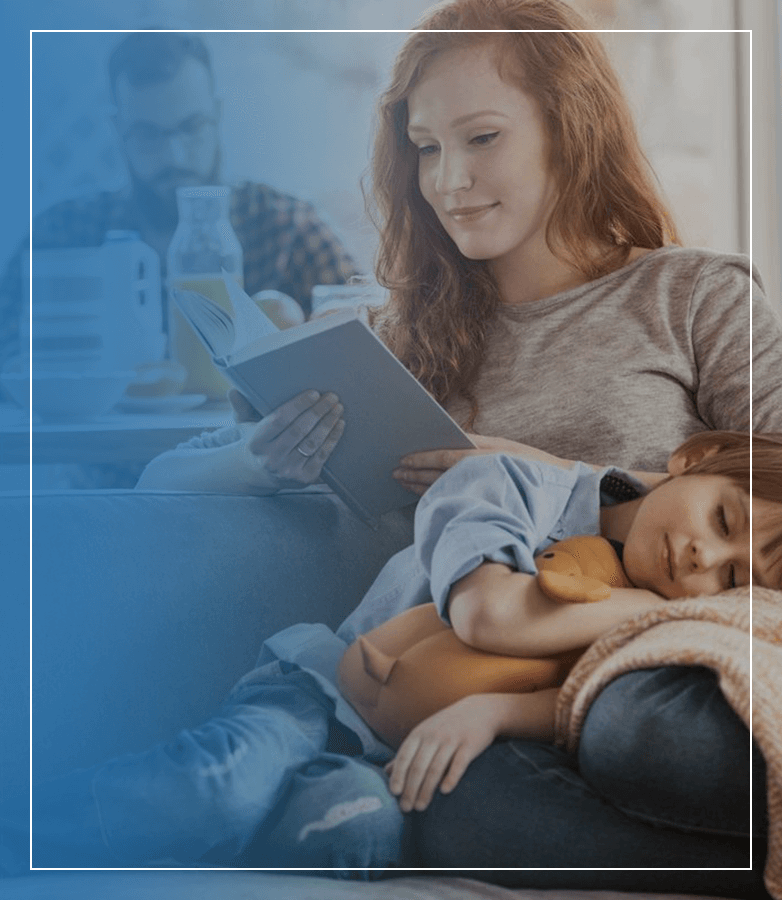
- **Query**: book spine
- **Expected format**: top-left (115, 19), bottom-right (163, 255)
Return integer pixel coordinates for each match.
top-left (317, 467), bottom-right (379, 530)
top-left (224, 366), bottom-right (377, 528)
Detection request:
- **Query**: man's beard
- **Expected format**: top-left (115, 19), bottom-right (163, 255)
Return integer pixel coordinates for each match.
top-left (129, 149), bottom-right (221, 232)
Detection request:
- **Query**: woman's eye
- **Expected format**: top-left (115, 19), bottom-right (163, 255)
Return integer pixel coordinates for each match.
top-left (417, 144), bottom-right (439, 157)
top-left (470, 132), bottom-right (499, 146)
top-left (716, 505), bottom-right (729, 536)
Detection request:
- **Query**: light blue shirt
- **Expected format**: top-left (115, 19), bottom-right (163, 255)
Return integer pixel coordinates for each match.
top-left (257, 454), bottom-right (645, 761)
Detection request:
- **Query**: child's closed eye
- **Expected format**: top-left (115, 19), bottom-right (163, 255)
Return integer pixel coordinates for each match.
top-left (716, 504), bottom-right (729, 536)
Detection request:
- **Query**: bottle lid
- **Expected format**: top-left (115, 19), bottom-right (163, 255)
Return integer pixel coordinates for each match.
top-left (104, 230), bottom-right (141, 242)
top-left (175, 186), bottom-right (230, 199)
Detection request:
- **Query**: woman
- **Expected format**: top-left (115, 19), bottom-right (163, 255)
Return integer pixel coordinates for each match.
top-left (138, 0), bottom-right (781, 892)
top-left (357, 1), bottom-right (780, 895)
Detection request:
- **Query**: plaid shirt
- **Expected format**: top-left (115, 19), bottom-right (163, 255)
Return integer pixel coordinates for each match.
top-left (0, 180), bottom-right (360, 362)
top-left (0, 181), bottom-right (360, 487)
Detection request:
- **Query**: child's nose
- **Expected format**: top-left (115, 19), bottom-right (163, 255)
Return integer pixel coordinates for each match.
top-left (689, 539), bottom-right (722, 572)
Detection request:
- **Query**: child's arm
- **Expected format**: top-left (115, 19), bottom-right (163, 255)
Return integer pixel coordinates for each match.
top-left (448, 563), bottom-right (666, 657)
top-left (386, 688), bottom-right (558, 812)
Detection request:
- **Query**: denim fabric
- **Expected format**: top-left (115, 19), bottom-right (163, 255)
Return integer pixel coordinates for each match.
top-left (414, 667), bottom-right (768, 898)
top-left (341, 456), bottom-right (644, 635)
top-left (238, 753), bottom-right (410, 876)
top-left (578, 666), bottom-right (765, 837)
top-left (31, 663), bottom-right (405, 869)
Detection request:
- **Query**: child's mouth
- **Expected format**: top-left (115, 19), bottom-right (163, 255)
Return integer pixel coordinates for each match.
top-left (664, 534), bottom-right (674, 582)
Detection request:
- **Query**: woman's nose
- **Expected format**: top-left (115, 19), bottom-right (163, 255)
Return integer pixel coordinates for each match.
top-left (435, 151), bottom-right (473, 195)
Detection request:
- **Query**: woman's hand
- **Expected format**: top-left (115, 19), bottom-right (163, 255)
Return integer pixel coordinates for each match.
top-left (229, 388), bottom-right (345, 491)
top-left (385, 695), bottom-right (502, 812)
top-left (137, 389), bottom-right (344, 494)
top-left (392, 434), bottom-right (577, 496)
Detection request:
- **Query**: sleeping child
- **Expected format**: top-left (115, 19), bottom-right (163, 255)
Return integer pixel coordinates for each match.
top-left (31, 430), bottom-right (782, 869)
top-left (337, 430), bottom-right (782, 813)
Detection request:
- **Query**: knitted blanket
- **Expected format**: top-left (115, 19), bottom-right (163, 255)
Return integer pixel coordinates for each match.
top-left (554, 586), bottom-right (782, 900)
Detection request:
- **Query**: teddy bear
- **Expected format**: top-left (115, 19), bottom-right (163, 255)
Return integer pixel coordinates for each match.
top-left (337, 535), bottom-right (632, 748)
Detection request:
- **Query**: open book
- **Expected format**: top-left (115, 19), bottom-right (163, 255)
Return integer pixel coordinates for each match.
top-left (172, 278), bottom-right (474, 523)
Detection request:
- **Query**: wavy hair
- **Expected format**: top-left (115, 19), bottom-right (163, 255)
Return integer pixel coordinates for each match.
top-left (368, 0), bottom-right (680, 425)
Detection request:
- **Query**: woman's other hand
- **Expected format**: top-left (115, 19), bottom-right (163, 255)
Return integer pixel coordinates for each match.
top-left (232, 389), bottom-right (345, 491)
top-left (393, 434), bottom-right (577, 496)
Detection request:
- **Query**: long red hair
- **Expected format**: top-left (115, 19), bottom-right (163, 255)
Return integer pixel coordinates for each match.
top-left (368, 0), bottom-right (679, 424)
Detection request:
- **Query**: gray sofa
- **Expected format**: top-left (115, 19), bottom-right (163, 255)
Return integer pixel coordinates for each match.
top-left (1, 487), bottom-right (730, 899)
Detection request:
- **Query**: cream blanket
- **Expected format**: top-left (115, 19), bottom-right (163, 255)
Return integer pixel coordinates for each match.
top-left (555, 586), bottom-right (782, 900)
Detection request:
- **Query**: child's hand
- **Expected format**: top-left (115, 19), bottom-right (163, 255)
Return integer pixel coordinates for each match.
top-left (385, 695), bottom-right (501, 813)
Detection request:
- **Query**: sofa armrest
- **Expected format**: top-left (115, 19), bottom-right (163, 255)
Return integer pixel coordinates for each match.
top-left (16, 489), bottom-right (414, 780)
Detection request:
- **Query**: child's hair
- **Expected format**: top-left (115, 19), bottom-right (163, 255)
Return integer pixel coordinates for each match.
top-left (674, 430), bottom-right (782, 579)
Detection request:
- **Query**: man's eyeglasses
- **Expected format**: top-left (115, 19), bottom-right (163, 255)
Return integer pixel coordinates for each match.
top-left (123, 114), bottom-right (217, 157)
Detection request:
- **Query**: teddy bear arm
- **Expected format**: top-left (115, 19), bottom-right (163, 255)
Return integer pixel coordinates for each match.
top-left (537, 570), bottom-right (613, 604)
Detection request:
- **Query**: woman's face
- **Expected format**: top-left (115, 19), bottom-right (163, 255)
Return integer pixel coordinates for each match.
top-left (407, 44), bottom-right (558, 272)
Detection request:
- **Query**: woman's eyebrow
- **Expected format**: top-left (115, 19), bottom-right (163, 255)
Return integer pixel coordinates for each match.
top-left (408, 109), bottom-right (510, 134)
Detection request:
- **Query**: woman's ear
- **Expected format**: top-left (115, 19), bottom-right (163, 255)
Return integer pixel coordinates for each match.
top-left (667, 442), bottom-right (722, 476)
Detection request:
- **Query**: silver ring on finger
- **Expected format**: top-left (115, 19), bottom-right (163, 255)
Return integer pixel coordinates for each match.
top-left (296, 444), bottom-right (315, 458)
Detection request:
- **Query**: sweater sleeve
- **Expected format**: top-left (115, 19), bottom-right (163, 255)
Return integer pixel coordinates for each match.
top-left (690, 256), bottom-right (782, 432)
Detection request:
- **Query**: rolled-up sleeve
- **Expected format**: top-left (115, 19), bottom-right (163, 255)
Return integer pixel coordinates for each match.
top-left (414, 455), bottom-right (582, 620)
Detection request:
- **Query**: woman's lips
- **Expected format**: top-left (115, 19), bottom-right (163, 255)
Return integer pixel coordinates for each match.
top-left (447, 202), bottom-right (500, 222)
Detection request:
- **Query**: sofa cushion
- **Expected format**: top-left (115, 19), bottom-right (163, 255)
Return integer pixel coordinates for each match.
top-left (18, 489), bottom-right (413, 780)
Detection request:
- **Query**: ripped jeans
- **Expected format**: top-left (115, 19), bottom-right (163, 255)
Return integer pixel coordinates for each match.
top-left (31, 662), bottom-right (408, 875)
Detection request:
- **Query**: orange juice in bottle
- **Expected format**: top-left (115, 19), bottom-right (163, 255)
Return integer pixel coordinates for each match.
top-left (167, 187), bottom-right (243, 398)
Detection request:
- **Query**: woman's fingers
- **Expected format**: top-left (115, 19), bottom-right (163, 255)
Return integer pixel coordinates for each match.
top-left (398, 448), bottom-right (472, 472)
top-left (393, 447), bottom-right (487, 493)
top-left (290, 398), bottom-right (344, 458)
top-left (392, 467), bottom-right (442, 494)
top-left (249, 390), bottom-right (330, 446)
top-left (293, 414), bottom-right (345, 479)
top-left (244, 390), bottom-right (345, 486)
top-left (248, 391), bottom-right (341, 457)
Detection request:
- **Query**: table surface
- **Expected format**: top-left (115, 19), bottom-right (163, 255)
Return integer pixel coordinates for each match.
top-left (0, 400), bottom-right (234, 466)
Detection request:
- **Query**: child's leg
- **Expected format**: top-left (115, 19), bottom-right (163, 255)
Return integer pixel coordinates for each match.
top-left (31, 663), bottom-right (334, 867)
top-left (243, 752), bottom-right (410, 876)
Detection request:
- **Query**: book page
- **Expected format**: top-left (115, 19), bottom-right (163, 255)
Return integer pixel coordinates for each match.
top-left (223, 274), bottom-right (279, 351)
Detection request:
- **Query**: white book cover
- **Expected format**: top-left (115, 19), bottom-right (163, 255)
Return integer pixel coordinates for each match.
top-left (173, 279), bottom-right (474, 523)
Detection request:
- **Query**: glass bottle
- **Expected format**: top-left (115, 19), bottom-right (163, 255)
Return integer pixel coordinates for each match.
top-left (167, 186), bottom-right (243, 398)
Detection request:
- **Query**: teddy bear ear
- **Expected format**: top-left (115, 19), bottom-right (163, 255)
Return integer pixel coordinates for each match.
top-left (359, 636), bottom-right (398, 685)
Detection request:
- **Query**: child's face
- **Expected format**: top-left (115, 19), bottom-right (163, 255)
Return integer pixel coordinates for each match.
top-left (622, 474), bottom-right (781, 599)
